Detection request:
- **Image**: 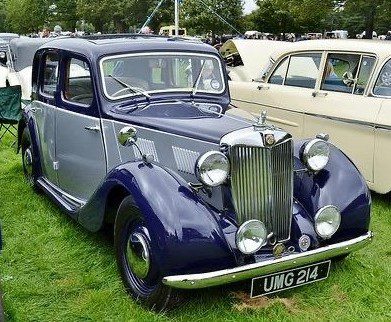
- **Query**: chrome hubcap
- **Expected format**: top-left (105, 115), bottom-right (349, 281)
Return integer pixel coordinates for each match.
top-left (23, 148), bottom-right (33, 178)
top-left (126, 232), bottom-right (150, 279)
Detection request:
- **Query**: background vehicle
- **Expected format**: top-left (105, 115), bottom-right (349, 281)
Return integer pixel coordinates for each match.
top-left (159, 25), bottom-right (187, 36)
top-left (18, 35), bottom-right (372, 310)
top-left (228, 39), bottom-right (391, 194)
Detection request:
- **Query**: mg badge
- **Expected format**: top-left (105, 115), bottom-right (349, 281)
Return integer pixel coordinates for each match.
top-left (299, 235), bottom-right (311, 251)
top-left (273, 243), bottom-right (286, 258)
top-left (265, 134), bottom-right (275, 146)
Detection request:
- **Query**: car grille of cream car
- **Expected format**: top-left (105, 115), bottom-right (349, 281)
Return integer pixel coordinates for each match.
top-left (229, 139), bottom-right (293, 242)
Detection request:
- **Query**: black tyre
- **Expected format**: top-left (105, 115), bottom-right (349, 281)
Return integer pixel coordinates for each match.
top-left (114, 196), bottom-right (180, 311)
top-left (21, 127), bottom-right (38, 189)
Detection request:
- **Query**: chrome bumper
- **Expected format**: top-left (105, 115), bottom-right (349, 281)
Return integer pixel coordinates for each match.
top-left (163, 232), bottom-right (373, 289)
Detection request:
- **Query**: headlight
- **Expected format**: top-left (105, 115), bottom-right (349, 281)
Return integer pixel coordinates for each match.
top-left (195, 151), bottom-right (229, 187)
top-left (302, 139), bottom-right (330, 171)
top-left (315, 205), bottom-right (341, 239)
top-left (236, 220), bottom-right (267, 254)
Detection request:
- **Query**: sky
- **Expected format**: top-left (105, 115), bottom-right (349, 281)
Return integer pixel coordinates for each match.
top-left (243, 0), bottom-right (258, 14)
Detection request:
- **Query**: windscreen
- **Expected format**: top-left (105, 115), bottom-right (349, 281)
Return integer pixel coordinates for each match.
top-left (100, 53), bottom-right (225, 100)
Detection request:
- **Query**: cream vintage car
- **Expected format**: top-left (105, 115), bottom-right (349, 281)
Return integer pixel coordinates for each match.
top-left (224, 39), bottom-right (391, 194)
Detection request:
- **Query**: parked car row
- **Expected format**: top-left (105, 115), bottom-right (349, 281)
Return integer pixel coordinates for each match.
top-left (3, 35), bottom-right (372, 310)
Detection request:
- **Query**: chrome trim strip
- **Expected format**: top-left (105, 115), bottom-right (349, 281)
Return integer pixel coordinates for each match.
top-left (162, 232), bottom-right (373, 289)
top-left (232, 99), bottom-right (389, 130)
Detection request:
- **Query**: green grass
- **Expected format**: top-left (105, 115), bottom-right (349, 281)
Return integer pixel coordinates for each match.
top-left (0, 131), bottom-right (390, 321)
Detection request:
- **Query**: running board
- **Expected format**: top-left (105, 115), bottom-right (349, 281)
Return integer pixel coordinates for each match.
top-left (37, 178), bottom-right (85, 214)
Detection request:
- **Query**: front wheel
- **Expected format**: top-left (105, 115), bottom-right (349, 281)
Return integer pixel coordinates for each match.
top-left (114, 197), bottom-right (180, 311)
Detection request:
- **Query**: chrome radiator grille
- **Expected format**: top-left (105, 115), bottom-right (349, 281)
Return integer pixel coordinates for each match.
top-left (230, 140), bottom-right (293, 241)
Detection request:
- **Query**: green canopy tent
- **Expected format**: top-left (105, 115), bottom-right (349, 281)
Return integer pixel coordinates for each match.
top-left (0, 85), bottom-right (22, 144)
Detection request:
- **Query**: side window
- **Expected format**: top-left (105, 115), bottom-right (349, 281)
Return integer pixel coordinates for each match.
top-left (268, 57), bottom-right (288, 85)
top-left (321, 53), bottom-right (361, 93)
top-left (42, 52), bottom-right (59, 96)
top-left (285, 53), bottom-right (322, 89)
top-left (374, 59), bottom-right (391, 97)
top-left (354, 56), bottom-right (376, 95)
top-left (64, 58), bottom-right (93, 106)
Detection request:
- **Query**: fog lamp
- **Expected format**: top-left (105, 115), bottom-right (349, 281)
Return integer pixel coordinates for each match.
top-left (236, 220), bottom-right (267, 254)
top-left (315, 205), bottom-right (341, 239)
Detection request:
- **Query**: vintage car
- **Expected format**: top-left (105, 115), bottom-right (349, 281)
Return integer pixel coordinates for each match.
top-left (18, 35), bottom-right (372, 310)
top-left (226, 39), bottom-right (391, 194)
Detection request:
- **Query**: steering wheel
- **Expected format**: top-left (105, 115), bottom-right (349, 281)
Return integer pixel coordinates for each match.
top-left (112, 86), bottom-right (147, 97)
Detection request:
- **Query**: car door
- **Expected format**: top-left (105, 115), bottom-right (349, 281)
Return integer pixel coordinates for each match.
top-left (372, 57), bottom-right (391, 193)
top-left (32, 50), bottom-right (59, 185)
top-left (303, 53), bottom-right (379, 183)
top-left (55, 54), bottom-right (106, 201)
top-left (231, 52), bottom-right (323, 137)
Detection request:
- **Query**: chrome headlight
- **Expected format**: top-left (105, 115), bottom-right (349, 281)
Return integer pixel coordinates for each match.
top-left (195, 151), bottom-right (230, 187)
top-left (315, 205), bottom-right (341, 239)
top-left (236, 220), bottom-right (267, 254)
top-left (302, 139), bottom-right (330, 171)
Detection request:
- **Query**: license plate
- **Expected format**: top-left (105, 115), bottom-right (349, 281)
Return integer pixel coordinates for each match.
top-left (251, 261), bottom-right (331, 298)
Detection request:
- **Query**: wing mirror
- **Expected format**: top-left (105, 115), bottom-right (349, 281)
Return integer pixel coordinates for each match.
top-left (342, 71), bottom-right (356, 87)
top-left (118, 126), bottom-right (137, 146)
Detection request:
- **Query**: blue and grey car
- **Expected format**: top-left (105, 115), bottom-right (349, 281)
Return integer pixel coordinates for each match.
top-left (18, 35), bottom-right (372, 310)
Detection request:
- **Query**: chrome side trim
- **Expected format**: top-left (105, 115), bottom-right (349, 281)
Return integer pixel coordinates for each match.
top-left (162, 232), bottom-right (373, 289)
top-left (231, 98), bottom-right (389, 130)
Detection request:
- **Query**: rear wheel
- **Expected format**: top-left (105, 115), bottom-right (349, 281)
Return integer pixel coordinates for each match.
top-left (21, 127), bottom-right (38, 189)
top-left (114, 197), bottom-right (180, 311)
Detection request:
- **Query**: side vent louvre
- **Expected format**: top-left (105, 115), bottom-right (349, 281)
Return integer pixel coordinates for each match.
top-left (172, 146), bottom-right (200, 175)
top-left (133, 138), bottom-right (159, 162)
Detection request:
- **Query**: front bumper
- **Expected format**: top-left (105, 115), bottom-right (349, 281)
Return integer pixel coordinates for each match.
top-left (163, 231), bottom-right (373, 289)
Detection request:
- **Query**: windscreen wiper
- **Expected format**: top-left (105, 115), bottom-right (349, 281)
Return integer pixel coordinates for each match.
top-left (108, 74), bottom-right (151, 100)
top-left (191, 60), bottom-right (207, 96)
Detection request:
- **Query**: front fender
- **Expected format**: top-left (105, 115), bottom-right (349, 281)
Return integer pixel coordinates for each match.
top-left (293, 140), bottom-right (371, 242)
top-left (78, 161), bottom-right (237, 276)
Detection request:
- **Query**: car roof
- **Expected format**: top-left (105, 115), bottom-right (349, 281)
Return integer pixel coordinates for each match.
top-left (271, 39), bottom-right (391, 61)
top-left (39, 35), bottom-right (218, 59)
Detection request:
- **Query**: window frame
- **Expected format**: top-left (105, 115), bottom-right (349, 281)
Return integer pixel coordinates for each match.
top-left (61, 55), bottom-right (94, 108)
top-left (319, 51), bottom-right (377, 95)
top-left (99, 52), bottom-right (226, 102)
top-left (319, 50), bottom-right (378, 96)
top-left (371, 56), bottom-right (391, 99)
top-left (39, 49), bottom-right (60, 99)
top-left (266, 51), bottom-right (324, 90)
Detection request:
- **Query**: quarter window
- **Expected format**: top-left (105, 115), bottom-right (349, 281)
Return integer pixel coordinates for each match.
top-left (374, 59), bottom-right (391, 97)
top-left (64, 58), bottom-right (93, 106)
top-left (268, 57), bottom-right (288, 85)
top-left (285, 53), bottom-right (322, 89)
top-left (354, 56), bottom-right (376, 95)
top-left (321, 53), bottom-right (361, 93)
top-left (42, 52), bottom-right (59, 96)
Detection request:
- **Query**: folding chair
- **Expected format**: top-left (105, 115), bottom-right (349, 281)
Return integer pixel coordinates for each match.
top-left (0, 85), bottom-right (22, 145)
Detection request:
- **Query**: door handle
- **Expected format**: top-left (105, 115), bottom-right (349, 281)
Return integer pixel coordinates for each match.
top-left (257, 84), bottom-right (270, 90)
top-left (312, 91), bottom-right (328, 97)
top-left (84, 125), bottom-right (101, 132)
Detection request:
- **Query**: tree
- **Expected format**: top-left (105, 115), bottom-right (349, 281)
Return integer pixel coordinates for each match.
top-left (6, 0), bottom-right (50, 33)
top-left (341, 0), bottom-right (391, 38)
top-left (181, 0), bottom-right (243, 39)
top-left (251, 0), bottom-right (334, 35)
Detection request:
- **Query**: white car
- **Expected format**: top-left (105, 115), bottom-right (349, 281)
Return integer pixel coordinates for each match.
top-left (228, 39), bottom-right (391, 194)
